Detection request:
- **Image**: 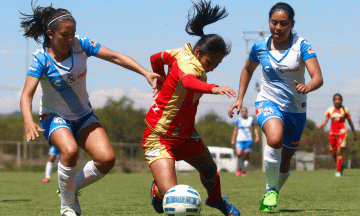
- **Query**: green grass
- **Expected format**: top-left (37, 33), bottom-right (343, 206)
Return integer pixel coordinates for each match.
top-left (0, 169), bottom-right (360, 215)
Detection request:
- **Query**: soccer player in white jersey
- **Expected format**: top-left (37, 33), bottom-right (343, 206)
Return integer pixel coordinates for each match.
top-left (43, 145), bottom-right (60, 183)
top-left (19, 2), bottom-right (162, 216)
top-left (228, 2), bottom-right (323, 211)
top-left (230, 107), bottom-right (259, 177)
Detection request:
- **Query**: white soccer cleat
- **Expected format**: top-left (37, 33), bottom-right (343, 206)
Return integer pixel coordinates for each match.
top-left (60, 207), bottom-right (77, 216)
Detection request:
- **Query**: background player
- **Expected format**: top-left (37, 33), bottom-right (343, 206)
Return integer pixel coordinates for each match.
top-left (20, 2), bottom-right (162, 215)
top-left (42, 145), bottom-right (60, 183)
top-left (228, 2), bottom-right (323, 211)
top-left (143, 1), bottom-right (240, 215)
top-left (317, 93), bottom-right (357, 177)
top-left (230, 107), bottom-right (259, 177)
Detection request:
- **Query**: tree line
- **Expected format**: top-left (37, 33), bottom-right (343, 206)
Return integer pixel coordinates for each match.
top-left (0, 96), bottom-right (359, 159)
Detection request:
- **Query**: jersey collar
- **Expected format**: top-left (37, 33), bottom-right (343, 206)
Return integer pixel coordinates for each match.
top-left (266, 32), bottom-right (294, 63)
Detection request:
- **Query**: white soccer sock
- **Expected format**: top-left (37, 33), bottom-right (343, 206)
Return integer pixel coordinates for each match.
top-left (264, 145), bottom-right (282, 191)
top-left (278, 171), bottom-right (290, 191)
top-left (58, 162), bottom-right (77, 209)
top-left (45, 161), bottom-right (53, 179)
top-left (75, 160), bottom-right (106, 192)
top-left (243, 160), bottom-right (249, 173)
top-left (237, 157), bottom-right (243, 171)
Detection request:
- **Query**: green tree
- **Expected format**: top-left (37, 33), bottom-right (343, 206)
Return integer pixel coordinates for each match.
top-left (195, 110), bottom-right (233, 147)
top-left (94, 96), bottom-right (147, 143)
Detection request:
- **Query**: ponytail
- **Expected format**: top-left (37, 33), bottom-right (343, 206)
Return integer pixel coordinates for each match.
top-left (185, 0), bottom-right (231, 57)
top-left (20, 0), bottom-right (75, 45)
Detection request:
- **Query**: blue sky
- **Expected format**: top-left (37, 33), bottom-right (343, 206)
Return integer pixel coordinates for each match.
top-left (1, 0), bottom-right (360, 130)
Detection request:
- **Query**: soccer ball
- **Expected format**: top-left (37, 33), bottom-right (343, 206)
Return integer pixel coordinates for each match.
top-left (162, 184), bottom-right (202, 216)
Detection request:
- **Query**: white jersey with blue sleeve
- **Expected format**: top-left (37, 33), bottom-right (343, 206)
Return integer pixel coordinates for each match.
top-left (249, 33), bottom-right (317, 113)
top-left (235, 116), bottom-right (255, 141)
top-left (27, 36), bottom-right (101, 120)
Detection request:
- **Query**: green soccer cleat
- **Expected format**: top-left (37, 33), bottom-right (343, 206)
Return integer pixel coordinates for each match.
top-left (262, 190), bottom-right (278, 207)
top-left (259, 194), bottom-right (273, 211)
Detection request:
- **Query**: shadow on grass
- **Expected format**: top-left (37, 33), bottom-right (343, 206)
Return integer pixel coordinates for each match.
top-left (0, 199), bottom-right (31, 202)
top-left (266, 209), bottom-right (340, 214)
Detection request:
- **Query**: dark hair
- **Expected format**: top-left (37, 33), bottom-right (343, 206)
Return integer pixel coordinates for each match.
top-left (333, 93), bottom-right (343, 102)
top-left (185, 0), bottom-right (231, 57)
top-left (269, 2), bottom-right (295, 24)
top-left (20, 0), bottom-right (76, 45)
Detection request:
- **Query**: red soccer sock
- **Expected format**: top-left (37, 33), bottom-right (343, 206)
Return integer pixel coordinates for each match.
top-left (201, 172), bottom-right (222, 203)
top-left (336, 157), bottom-right (343, 172)
top-left (152, 182), bottom-right (162, 201)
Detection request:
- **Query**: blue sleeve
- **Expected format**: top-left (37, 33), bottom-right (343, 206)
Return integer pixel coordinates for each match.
top-left (300, 40), bottom-right (317, 62)
top-left (27, 56), bottom-right (44, 79)
top-left (249, 43), bottom-right (260, 63)
top-left (235, 119), bottom-right (239, 127)
top-left (251, 118), bottom-right (255, 126)
top-left (79, 37), bottom-right (101, 57)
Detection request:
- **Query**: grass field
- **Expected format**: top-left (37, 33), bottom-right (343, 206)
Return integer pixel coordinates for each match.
top-left (1, 169), bottom-right (360, 216)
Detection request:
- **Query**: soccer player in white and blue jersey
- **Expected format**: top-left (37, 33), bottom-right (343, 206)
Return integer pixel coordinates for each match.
top-left (230, 107), bottom-right (259, 177)
top-left (43, 145), bottom-right (60, 183)
top-left (228, 2), bottom-right (323, 211)
top-left (20, 3), bottom-right (162, 216)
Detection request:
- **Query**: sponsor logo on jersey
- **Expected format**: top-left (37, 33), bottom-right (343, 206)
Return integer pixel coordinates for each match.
top-left (54, 80), bottom-right (61, 87)
top-left (67, 74), bottom-right (76, 83)
top-left (28, 67), bottom-right (36, 72)
top-left (264, 66), bottom-right (270, 73)
top-left (276, 66), bottom-right (285, 74)
top-left (90, 41), bottom-right (97, 47)
top-left (308, 47), bottom-right (314, 54)
top-left (152, 103), bottom-right (160, 113)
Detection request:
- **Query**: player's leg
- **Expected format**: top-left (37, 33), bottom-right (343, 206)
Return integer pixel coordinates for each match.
top-left (278, 147), bottom-right (295, 191)
top-left (335, 134), bottom-right (347, 176)
top-left (185, 146), bottom-right (240, 216)
top-left (142, 127), bottom-right (176, 213)
top-left (50, 128), bottom-right (79, 214)
top-left (261, 118), bottom-right (283, 207)
top-left (41, 114), bottom-right (79, 214)
top-left (242, 151), bottom-right (250, 176)
top-left (43, 152), bottom-right (57, 183)
top-left (235, 146), bottom-right (243, 176)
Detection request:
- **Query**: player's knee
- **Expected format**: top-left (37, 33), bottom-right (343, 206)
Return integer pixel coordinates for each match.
top-left (267, 136), bottom-right (283, 149)
top-left (97, 155), bottom-right (116, 173)
top-left (60, 146), bottom-right (79, 160)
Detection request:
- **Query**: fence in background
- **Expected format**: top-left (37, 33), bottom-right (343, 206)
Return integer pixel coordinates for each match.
top-left (0, 141), bottom-right (357, 173)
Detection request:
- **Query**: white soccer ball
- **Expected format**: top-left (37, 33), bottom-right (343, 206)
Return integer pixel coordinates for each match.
top-left (162, 184), bottom-right (202, 216)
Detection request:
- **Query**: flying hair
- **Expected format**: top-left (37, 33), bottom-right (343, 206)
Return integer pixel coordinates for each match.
top-left (186, 0), bottom-right (228, 37)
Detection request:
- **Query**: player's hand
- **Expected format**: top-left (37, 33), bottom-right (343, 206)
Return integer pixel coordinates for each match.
top-left (145, 71), bottom-right (166, 89)
top-left (317, 125), bottom-right (322, 130)
top-left (24, 121), bottom-right (45, 142)
top-left (228, 100), bottom-right (242, 118)
top-left (230, 141), bottom-right (235, 146)
top-left (294, 80), bottom-right (310, 94)
top-left (212, 86), bottom-right (236, 98)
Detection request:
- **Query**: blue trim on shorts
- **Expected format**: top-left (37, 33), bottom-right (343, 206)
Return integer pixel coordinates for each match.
top-left (255, 100), bottom-right (306, 150)
top-left (40, 112), bottom-right (99, 144)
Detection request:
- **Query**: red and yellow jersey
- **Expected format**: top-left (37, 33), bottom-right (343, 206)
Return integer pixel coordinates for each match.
top-left (145, 43), bottom-right (218, 138)
top-left (325, 106), bottom-right (350, 135)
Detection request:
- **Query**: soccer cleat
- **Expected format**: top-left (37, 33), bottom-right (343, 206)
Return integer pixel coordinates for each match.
top-left (241, 172), bottom-right (247, 177)
top-left (60, 207), bottom-right (77, 216)
top-left (335, 172), bottom-right (341, 177)
top-left (259, 195), bottom-right (273, 211)
top-left (235, 170), bottom-right (241, 177)
top-left (205, 196), bottom-right (240, 216)
top-left (57, 189), bottom-right (81, 216)
top-left (262, 190), bottom-right (278, 207)
top-left (150, 181), bottom-right (164, 214)
top-left (42, 178), bottom-right (50, 183)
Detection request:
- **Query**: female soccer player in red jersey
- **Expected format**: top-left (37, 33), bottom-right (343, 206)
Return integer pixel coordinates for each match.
top-left (318, 93), bottom-right (357, 177)
top-left (142, 1), bottom-right (240, 215)
top-left (20, 2), bottom-right (161, 215)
